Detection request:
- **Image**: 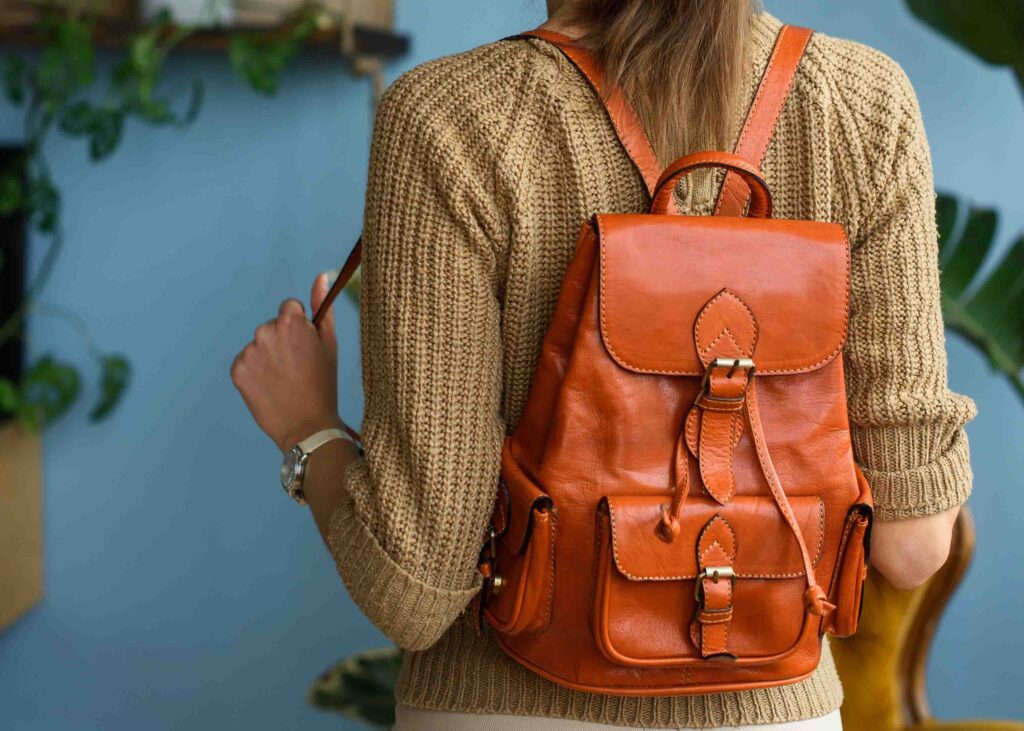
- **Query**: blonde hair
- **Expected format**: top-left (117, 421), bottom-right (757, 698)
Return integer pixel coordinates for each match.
top-left (563, 0), bottom-right (757, 164)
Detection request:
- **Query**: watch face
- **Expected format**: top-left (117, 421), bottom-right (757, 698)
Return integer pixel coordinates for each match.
top-left (281, 448), bottom-right (303, 489)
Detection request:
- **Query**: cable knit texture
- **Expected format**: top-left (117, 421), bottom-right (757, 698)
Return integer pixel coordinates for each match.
top-left (325, 12), bottom-right (976, 727)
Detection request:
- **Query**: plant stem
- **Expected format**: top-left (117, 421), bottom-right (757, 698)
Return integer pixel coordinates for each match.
top-left (30, 301), bottom-right (104, 359)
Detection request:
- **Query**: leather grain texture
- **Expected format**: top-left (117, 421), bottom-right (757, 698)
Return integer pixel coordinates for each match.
top-left (597, 215), bottom-right (850, 375)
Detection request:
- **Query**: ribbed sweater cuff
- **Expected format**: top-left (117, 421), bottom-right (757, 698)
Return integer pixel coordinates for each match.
top-left (854, 426), bottom-right (972, 521)
top-left (326, 495), bottom-right (481, 651)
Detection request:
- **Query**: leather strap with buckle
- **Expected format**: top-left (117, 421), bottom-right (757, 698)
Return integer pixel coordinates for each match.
top-left (691, 515), bottom-right (738, 659)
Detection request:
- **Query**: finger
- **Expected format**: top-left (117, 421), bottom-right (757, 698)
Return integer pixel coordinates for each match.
top-left (253, 319), bottom-right (276, 343)
top-left (311, 272), bottom-right (337, 351)
top-left (279, 298), bottom-right (305, 317)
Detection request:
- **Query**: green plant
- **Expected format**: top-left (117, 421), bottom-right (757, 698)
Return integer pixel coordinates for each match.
top-left (229, 5), bottom-right (319, 95)
top-left (936, 196), bottom-right (1023, 399)
top-left (308, 647), bottom-right (401, 728)
top-left (0, 7), bottom-right (318, 430)
top-left (905, 0), bottom-right (1024, 402)
top-left (0, 12), bottom-right (199, 429)
top-left (906, 0), bottom-right (1024, 93)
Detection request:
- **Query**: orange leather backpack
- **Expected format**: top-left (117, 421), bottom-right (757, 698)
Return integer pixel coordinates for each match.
top-left (474, 25), bottom-right (874, 697)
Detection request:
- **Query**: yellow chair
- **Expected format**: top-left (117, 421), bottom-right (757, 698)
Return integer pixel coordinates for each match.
top-left (832, 508), bottom-right (1022, 731)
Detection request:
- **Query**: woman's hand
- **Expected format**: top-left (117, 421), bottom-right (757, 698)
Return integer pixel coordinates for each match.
top-left (231, 273), bottom-right (343, 453)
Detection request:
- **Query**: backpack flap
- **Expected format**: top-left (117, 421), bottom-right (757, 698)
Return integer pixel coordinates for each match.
top-left (596, 214), bottom-right (850, 377)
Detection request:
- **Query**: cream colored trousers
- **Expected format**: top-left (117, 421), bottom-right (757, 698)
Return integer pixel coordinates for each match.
top-left (393, 706), bottom-right (842, 730)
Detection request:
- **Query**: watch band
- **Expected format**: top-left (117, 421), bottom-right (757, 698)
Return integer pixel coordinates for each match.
top-left (298, 427), bottom-right (353, 455)
top-left (282, 427), bottom-right (358, 505)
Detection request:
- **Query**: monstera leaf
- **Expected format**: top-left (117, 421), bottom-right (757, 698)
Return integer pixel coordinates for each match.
top-left (906, 0), bottom-right (1024, 92)
top-left (937, 194), bottom-right (1024, 400)
top-left (308, 647), bottom-right (401, 727)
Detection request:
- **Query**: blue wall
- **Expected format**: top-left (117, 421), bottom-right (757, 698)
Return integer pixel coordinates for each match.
top-left (0, 1), bottom-right (1019, 728)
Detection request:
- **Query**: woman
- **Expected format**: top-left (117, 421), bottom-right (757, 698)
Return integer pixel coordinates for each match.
top-left (231, 1), bottom-right (975, 729)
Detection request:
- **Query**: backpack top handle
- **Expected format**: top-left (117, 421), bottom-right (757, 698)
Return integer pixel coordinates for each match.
top-left (651, 151), bottom-right (772, 218)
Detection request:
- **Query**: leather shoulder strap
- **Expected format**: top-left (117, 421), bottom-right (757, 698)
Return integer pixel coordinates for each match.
top-left (511, 29), bottom-right (664, 201)
top-left (715, 25), bottom-right (813, 217)
top-left (313, 31), bottom-right (664, 397)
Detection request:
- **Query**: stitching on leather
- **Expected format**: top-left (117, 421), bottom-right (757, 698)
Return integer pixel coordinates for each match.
top-left (694, 289), bottom-right (759, 364)
top-left (597, 224), bottom-right (852, 376)
top-left (736, 29), bottom-right (783, 165)
top-left (700, 417), bottom-right (736, 505)
top-left (685, 407), bottom-right (700, 457)
top-left (699, 326), bottom-right (745, 359)
top-left (715, 27), bottom-right (811, 215)
top-left (812, 497), bottom-right (825, 567)
top-left (605, 499), bottom-right (823, 581)
top-left (538, 511), bottom-right (558, 628)
top-left (698, 413), bottom-right (735, 504)
top-left (547, 41), bottom-right (659, 196)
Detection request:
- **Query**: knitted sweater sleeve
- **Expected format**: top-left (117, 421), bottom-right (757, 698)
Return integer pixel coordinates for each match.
top-left (843, 58), bottom-right (977, 522)
top-left (324, 72), bottom-right (507, 650)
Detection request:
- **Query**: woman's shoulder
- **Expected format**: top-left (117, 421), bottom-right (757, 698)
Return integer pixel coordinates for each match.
top-left (786, 16), bottom-right (921, 124)
top-left (377, 36), bottom-right (569, 143)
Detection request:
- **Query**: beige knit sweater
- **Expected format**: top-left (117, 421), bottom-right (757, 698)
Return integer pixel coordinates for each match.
top-left (326, 12), bottom-right (976, 728)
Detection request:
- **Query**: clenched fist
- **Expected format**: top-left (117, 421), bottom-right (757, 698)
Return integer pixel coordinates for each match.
top-left (231, 273), bottom-right (344, 453)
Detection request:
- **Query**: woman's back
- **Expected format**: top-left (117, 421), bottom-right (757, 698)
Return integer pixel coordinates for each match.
top-left (325, 10), bottom-right (974, 728)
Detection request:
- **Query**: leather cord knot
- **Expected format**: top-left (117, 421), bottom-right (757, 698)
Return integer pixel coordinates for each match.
top-left (804, 585), bottom-right (836, 618)
top-left (657, 505), bottom-right (681, 542)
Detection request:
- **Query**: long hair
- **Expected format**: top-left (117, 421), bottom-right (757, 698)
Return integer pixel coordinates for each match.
top-left (562, 0), bottom-right (758, 164)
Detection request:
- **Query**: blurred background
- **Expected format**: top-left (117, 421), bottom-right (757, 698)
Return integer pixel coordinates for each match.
top-left (0, 0), bottom-right (1020, 729)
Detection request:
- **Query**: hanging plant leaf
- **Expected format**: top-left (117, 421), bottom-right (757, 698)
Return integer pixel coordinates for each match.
top-left (59, 100), bottom-right (96, 136)
top-left (90, 354), bottom-right (130, 421)
top-left (87, 108), bottom-right (125, 161)
top-left (938, 193), bottom-right (1024, 401)
top-left (905, 0), bottom-right (1024, 90)
top-left (18, 354), bottom-right (81, 429)
top-left (35, 18), bottom-right (96, 110)
top-left (28, 174), bottom-right (60, 233)
top-left (308, 647), bottom-right (400, 727)
top-left (229, 7), bottom-right (318, 96)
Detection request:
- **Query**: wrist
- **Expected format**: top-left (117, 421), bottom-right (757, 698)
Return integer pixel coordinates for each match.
top-left (278, 414), bottom-right (344, 454)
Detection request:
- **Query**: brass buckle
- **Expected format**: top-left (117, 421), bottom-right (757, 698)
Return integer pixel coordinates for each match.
top-left (694, 565), bottom-right (735, 602)
top-left (700, 357), bottom-right (755, 394)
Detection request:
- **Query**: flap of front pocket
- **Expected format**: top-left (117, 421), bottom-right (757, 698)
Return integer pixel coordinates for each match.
top-left (606, 495), bottom-right (824, 580)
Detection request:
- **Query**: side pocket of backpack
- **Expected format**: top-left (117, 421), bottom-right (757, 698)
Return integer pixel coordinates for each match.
top-left (483, 450), bottom-right (557, 636)
top-left (825, 465), bottom-right (873, 638)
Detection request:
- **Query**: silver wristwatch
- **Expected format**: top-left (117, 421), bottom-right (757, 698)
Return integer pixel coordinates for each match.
top-left (280, 427), bottom-right (355, 504)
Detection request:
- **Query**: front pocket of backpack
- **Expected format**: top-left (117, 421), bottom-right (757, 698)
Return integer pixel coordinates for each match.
top-left (484, 448), bottom-right (557, 636)
top-left (593, 494), bottom-right (824, 667)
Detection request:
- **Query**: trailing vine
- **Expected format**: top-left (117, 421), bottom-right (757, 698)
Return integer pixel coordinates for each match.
top-left (0, 6), bottom-right (318, 430)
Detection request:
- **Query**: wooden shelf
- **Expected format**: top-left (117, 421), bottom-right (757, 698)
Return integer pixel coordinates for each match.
top-left (0, 20), bottom-right (410, 58)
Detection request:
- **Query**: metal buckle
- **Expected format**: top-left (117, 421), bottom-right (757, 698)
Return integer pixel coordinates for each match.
top-left (694, 565), bottom-right (735, 601)
top-left (700, 357), bottom-right (755, 394)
